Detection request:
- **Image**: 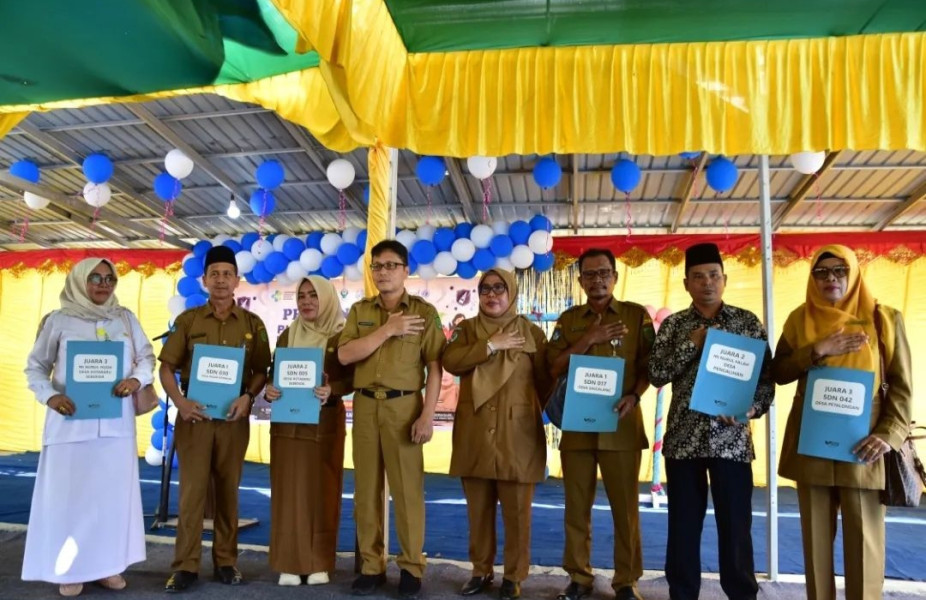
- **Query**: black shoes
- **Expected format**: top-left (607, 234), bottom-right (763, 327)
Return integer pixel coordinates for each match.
top-left (352, 572), bottom-right (387, 596)
top-left (398, 569), bottom-right (422, 600)
top-left (213, 566), bottom-right (243, 585)
top-left (164, 570), bottom-right (198, 593)
top-left (461, 574), bottom-right (494, 596)
top-left (613, 586), bottom-right (642, 600)
top-left (499, 579), bottom-right (520, 600)
top-left (557, 581), bottom-right (593, 600)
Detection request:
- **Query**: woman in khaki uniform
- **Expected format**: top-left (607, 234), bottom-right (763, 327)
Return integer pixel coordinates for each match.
top-left (772, 245), bottom-right (913, 600)
top-left (444, 269), bottom-right (550, 600)
top-left (264, 276), bottom-right (352, 586)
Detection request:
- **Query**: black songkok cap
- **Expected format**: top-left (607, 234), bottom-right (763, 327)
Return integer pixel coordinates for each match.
top-left (203, 245), bottom-right (238, 272)
top-left (685, 242), bottom-right (723, 273)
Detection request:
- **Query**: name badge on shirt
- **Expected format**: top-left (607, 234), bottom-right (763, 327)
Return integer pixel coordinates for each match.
top-left (359, 321), bottom-right (375, 327)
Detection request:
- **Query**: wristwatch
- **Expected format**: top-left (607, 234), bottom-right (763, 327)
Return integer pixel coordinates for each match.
top-left (243, 391), bottom-right (255, 404)
top-left (629, 392), bottom-right (642, 406)
top-left (487, 340), bottom-right (498, 355)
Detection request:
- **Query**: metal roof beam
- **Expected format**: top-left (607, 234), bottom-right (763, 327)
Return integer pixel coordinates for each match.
top-left (873, 178), bottom-right (926, 230)
top-left (0, 224), bottom-right (52, 248)
top-left (671, 153), bottom-right (709, 233)
top-left (570, 155), bottom-right (582, 233)
top-left (772, 151), bottom-right (841, 230)
top-left (445, 158), bottom-right (479, 223)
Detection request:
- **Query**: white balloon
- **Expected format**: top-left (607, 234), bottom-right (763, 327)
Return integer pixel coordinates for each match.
top-left (451, 238), bottom-right (476, 262)
top-left (299, 248), bottom-right (324, 272)
top-left (272, 234), bottom-right (291, 252)
top-left (212, 234), bottom-right (231, 245)
top-left (396, 229), bottom-right (418, 249)
top-left (470, 224), bottom-right (494, 248)
top-left (545, 232), bottom-right (554, 252)
top-left (167, 406), bottom-right (178, 426)
top-left (23, 191), bottom-right (50, 210)
top-left (165, 149), bottom-right (194, 179)
top-left (510, 245), bottom-right (534, 269)
top-left (344, 264), bottom-right (363, 281)
top-left (326, 158), bottom-right (356, 190)
top-left (286, 260), bottom-right (306, 282)
top-left (495, 257), bottom-right (514, 272)
top-left (235, 250), bottom-right (256, 274)
top-left (466, 156), bottom-right (498, 180)
top-left (320, 232), bottom-right (343, 255)
top-left (342, 226), bottom-right (362, 245)
top-left (144, 445), bottom-right (163, 466)
top-left (433, 251), bottom-right (458, 276)
top-left (491, 220), bottom-right (509, 236)
top-left (251, 239), bottom-right (273, 261)
top-left (167, 295), bottom-right (187, 318)
top-left (276, 272), bottom-right (294, 287)
top-left (82, 182), bottom-right (111, 208)
top-left (417, 263), bottom-right (437, 280)
top-left (416, 224), bottom-right (436, 241)
top-left (789, 151), bottom-right (826, 175)
top-left (528, 230), bottom-right (551, 254)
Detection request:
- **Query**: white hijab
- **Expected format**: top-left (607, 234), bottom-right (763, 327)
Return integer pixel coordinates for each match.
top-left (59, 258), bottom-right (126, 322)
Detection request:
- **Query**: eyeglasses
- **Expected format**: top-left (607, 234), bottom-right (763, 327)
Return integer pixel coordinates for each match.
top-left (87, 274), bottom-right (117, 286)
top-left (478, 283), bottom-right (508, 296)
top-left (580, 269), bottom-right (614, 281)
top-left (811, 265), bottom-right (850, 281)
top-left (370, 261), bottom-right (406, 272)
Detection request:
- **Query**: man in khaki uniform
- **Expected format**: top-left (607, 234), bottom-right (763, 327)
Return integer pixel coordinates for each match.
top-left (158, 246), bottom-right (271, 593)
top-left (546, 248), bottom-right (655, 600)
top-left (338, 240), bottom-right (445, 600)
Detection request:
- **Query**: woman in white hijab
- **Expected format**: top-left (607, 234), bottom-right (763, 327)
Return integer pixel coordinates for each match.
top-left (23, 258), bottom-right (155, 597)
top-left (263, 276), bottom-right (352, 586)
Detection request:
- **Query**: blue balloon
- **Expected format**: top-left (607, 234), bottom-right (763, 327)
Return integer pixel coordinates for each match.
top-left (251, 262), bottom-right (271, 283)
top-left (456, 260), bottom-right (478, 279)
top-left (264, 252), bottom-right (289, 275)
top-left (177, 276), bottom-right (201, 297)
top-left (244, 271), bottom-right (259, 285)
top-left (320, 255), bottom-right (344, 278)
top-left (529, 214), bottom-right (553, 232)
top-left (10, 159), bottom-right (40, 183)
top-left (508, 220), bottom-right (531, 245)
top-left (411, 240), bottom-right (437, 265)
top-left (185, 293), bottom-right (208, 309)
top-left (679, 151), bottom-right (702, 160)
top-left (256, 160), bottom-right (285, 190)
top-left (182, 257), bottom-right (204, 278)
top-left (454, 222), bottom-right (474, 239)
top-left (533, 252), bottom-right (554, 272)
top-left (83, 153), bottom-right (113, 184)
top-left (267, 233), bottom-right (278, 244)
top-left (305, 231), bottom-right (324, 250)
top-left (532, 157), bottom-right (562, 189)
top-left (150, 429), bottom-right (174, 452)
top-left (416, 156), bottom-right (446, 186)
top-left (282, 237), bottom-right (306, 261)
top-left (172, 452), bottom-right (179, 469)
top-left (337, 243), bottom-right (362, 266)
top-left (223, 239), bottom-right (242, 254)
top-left (407, 255), bottom-right (418, 275)
top-left (192, 240), bottom-right (212, 258)
top-left (249, 190), bottom-right (275, 217)
top-left (150, 409), bottom-right (166, 430)
top-left (433, 227), bottom-right (455, 252)
top-left (241, 232), bottom-right (260, 251)
top-left (472, 248), bottom-right (495, 271)
top-left (489, 235), bottom-right (514, 258)
top-left (356, 229), bottom-right (368, 250)
top-left (363, 185), bottom-right (370, 205)
top-left (611, 159), bottom-right (642, 194)
top-left (706, 157), bottom-right (739, 193)
top-left (154, 172), bottom-right (182, 201)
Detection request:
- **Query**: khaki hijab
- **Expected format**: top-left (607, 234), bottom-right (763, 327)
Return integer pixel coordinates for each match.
top-left (287, 276), bottom-right (345, 349)
top-left (59, 258), bottom-right (126, 322)
top-left (471, 269), bottom-right (536, 410)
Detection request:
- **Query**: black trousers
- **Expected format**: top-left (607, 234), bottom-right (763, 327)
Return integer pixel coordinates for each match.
top-left (664, 458), bottom-right (758, 600)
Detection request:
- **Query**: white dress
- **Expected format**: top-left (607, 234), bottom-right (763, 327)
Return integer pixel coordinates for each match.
top-left (21, 310), bottom-right (154, 584)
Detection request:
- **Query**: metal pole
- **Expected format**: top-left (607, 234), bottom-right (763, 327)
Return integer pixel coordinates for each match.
top-left (383, 146), bottom-right (399, 559)
top-left (757, 155), bottom-right (779, 581)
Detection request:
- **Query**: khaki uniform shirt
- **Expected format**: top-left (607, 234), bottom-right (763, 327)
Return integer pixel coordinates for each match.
top-left (546, 299), bottom-right (655, 451)
top-left (339, 291), bottom-right (446, 391)
top-left (159, 302), bottom-right (272, 394)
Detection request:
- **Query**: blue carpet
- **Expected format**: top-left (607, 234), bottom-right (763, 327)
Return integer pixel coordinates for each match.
top-left (1, 453), bottom-right (924, 580)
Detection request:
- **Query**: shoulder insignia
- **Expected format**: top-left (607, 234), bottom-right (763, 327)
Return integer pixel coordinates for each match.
top-left (450, 329), bottom-right (460, 343)
top-left (259, 328), bottom-right (268, 342)
top-left (551, 328), bottom-right (562, 342)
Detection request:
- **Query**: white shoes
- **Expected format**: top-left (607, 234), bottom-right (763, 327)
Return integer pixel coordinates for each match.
top-left (278, 573), bottom-right (301, 586)
top-left (308, 572), bottom-right (329, 585)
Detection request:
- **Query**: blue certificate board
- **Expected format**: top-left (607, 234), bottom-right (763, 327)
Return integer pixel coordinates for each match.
top-left (689, 329), bottom-right (767, 421)
top-left (65, 341), bottom-right (124, 420)
top-left (798, 367), bottom-right (874, 463)
top-left (561, 354), bottom-right (625, 433)
top-left (271, 347), bottom-right (324, 424)
top-left (187, 344), bottom-right (245, 420)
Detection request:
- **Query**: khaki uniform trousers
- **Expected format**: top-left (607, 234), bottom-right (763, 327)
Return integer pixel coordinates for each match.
top-left (462, 477), bottom-right (535, 582)
top-left (172, 418), bottom-right (250, 572)
top-left (352, 392), bottom-right (426, 578)
top-left (562, 449), bottom-right (643, 589)
top-left (796, 483), bottom-right (885, 600)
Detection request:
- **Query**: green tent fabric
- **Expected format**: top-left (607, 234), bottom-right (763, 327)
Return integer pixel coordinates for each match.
top-left (0, 0), bottom-right (318, 106)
